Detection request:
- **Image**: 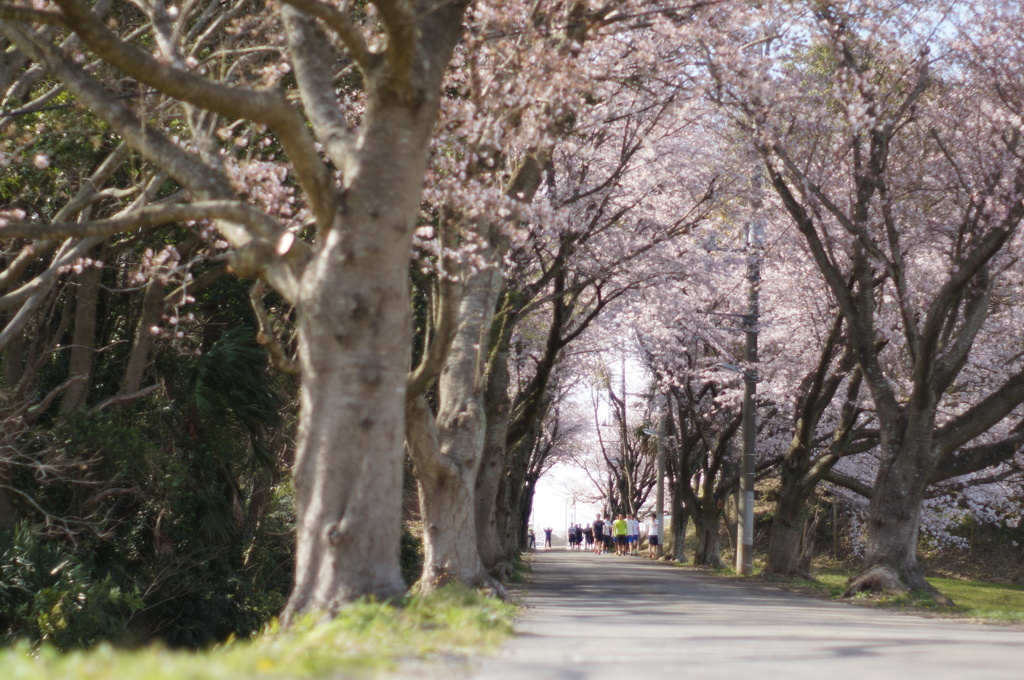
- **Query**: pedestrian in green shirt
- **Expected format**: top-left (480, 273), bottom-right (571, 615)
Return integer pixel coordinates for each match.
top-left (612, 514), bottom-right (628, 556)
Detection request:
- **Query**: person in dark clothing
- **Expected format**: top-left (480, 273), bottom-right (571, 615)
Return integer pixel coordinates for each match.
top-left (592, 514), bottom-right (605, 554)
top-left (543, 527), bottom-right (553, 548)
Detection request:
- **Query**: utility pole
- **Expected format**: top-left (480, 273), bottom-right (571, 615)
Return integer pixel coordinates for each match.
top-left (643, 411), bottom-right (668, 560)
top-left (736, 204), bottom-right (764, 576)
top-left (655, 412), bottom-right (667, 559)
top-left (620, 351), bottom-right (630, 515)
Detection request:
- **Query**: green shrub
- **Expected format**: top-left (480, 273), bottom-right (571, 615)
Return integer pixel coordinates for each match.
top-left (401, 524), bottom-right (424, 586)
top-left (11, 375), bottom-right (295, 649)
top-left (0, 524), bottom-right (142, 650)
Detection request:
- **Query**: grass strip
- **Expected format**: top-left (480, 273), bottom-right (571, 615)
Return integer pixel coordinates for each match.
top-left (3, 585), bottom-right (515, 680)
top-left (772, 568), bottom-right (1024, 623)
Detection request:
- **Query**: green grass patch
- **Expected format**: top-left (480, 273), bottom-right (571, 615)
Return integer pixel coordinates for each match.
top-left (769, 568), bottom-right (1024, 623)
top-left (813, 569), bottom-right (855, 596)
top-left (507, 555), bottom-right (531, 585)
top-left (928, 577), bottom-right (1024, 623)
top-left (1, 585), bottom-right (515, 680)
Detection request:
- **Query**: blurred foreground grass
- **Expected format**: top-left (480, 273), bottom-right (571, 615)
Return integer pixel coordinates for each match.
top-left (3, 585), bottom-right (515, 680)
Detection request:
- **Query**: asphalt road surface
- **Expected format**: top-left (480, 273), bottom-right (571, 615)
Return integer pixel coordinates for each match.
top-left (467, 549), bottom-right (1024, 680)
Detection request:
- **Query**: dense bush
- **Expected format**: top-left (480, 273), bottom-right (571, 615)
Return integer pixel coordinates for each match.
top-left (0, 524), bottom-right (142, 650)
top-left (401, 524), bottom-right (424, 587)
top-left (2, 326), bottom-right (298, 649)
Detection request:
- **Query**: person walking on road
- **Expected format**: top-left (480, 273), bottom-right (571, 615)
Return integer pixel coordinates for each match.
top-left (612, 514), bottom-right (628, 556)
top-left (646, 514), bottom-right (660, 558)
top-left (543, 527), bottom-right (553, 548)
top-left (627, 514), bottom-right (640, 556)
top-left (592, 514), bottom-right (605, 554)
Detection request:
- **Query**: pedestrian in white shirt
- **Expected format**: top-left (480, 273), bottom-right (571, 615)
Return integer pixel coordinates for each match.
top-left (647, 514), bottom-right (660, 558)
top-left (626, 514), bottom-right (640, 555)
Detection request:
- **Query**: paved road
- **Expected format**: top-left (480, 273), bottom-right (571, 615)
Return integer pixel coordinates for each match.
top-left (468, 549), bottom-right (1024, 680)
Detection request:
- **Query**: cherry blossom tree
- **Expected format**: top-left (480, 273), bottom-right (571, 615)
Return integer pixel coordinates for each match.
top-left (698, 0), bottom-right (1024, 595)
top-left (0, 0), bottom-right (471, 616)
top-left (501, 362), bottom-right (589, 553)
top-left (763, 310), bottom-right (875, 577)
top-left (638, 308), bottom-right (784, 567)
top-left (478, 85), bottom-right (725, 566)
top-left (403, 1), bottom-right (632, 590)
top-left (406, 4), bottom-right (722, 580)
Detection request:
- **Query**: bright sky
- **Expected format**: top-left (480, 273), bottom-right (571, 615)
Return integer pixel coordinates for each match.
top-left (529, 461), bottom-right (603, 537)
top-left (527, 349), bottom-right (651, 539)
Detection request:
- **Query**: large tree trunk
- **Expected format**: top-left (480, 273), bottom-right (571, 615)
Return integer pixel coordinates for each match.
top-left (120, 278), bottom-right (165, 395)
top-left (492, 469), bottom-right (516, 565)
top-left (517, 476), bottom-right (539, 551)
top-left (279, 0), bottom-right (473, 611)
top-left (285, 229), bottom-right (411, 614)
top-left (766, 511), bottom-right (813, 579)
top-left (60, 262), bottom-right (103, 412)
top-left (765, 465), bottom-right (817, 578)
top-left (475, 329), bottom-right (511, 572)
top-left (765, 316), bottom-right (859, 578)
top-left (417, 468), bottom-right (484, 588)
top-left (409, 255), bottom-right (503, 591)
top-left (671, 508), bottom-right (689, 562)
top-left (283, 98), bottom-right (440, 616)
top-left (693, 504), bottom-right (725, 568)
top-left (846, 433), bottom-right (942, 599)
top-left (475, 431), bottom-right (508, 572)
top-left (670, 472), bottom-right (688, 562)
top-left (494, 431), bottom-right (536, 565)
top-left (667, 400), bottom-right (693, 562)
top-left (407, 396), bottom-right (489, 589)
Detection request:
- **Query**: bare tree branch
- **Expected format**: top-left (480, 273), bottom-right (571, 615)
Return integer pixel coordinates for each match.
top-left (0, 141), bottom-right (128, 293)
top-left (0, 235), bottom-right (104, 315)
top-left (372, 0), bottom-right (416, 86)
top-left (0, 23), bottom-right (308, 300)
top-left (276, 0), bottom-right (376, 73)
top-left (88, 382), bottom-right (163, 414)
top-left (24, 375), bottom-right (86, 422)
top-left (0, 5), bottom-right (67, 25)
top-left (280, 5), bottom-right (360, 182)
top-left (250, 281), bottom-right (301, 376)
top-left (823, 469), bottom-right (874, 499)
top-left (407, 213), bottom-right (464, 398)
top-left (2, 200), bottom-right (295, 243)
top-left (52, 0), bottom-right (338, 227)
